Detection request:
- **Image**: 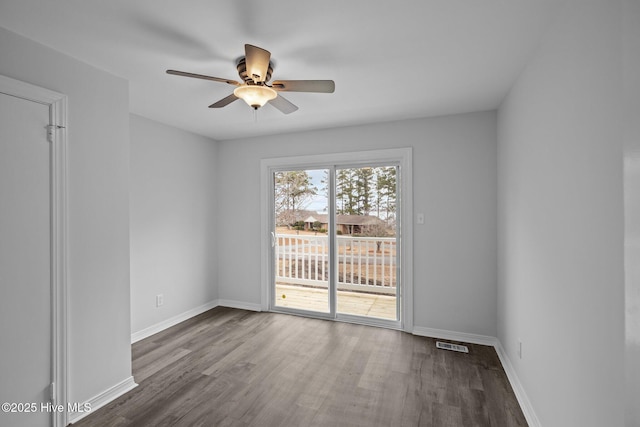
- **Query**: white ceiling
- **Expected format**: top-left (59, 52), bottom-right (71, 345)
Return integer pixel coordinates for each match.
top-left (0, 0), bottom-right (561, 141)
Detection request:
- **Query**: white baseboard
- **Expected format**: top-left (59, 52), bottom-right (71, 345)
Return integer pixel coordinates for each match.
top-left (412, 326), bottom-right (498, 347)
top-left (67, 376), bottom-right (137, 424)
top-left (131, 300), bottom-right (219, 343)
top-left (412, 326), bottom-right (540, 426)
top-left (494, 341), bottom-right (541, 427)
top-left (217, 299), bottom-right (262, 312)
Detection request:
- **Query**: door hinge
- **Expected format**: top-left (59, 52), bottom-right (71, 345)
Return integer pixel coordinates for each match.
top-left (46, 124), bottom-right (65, 143)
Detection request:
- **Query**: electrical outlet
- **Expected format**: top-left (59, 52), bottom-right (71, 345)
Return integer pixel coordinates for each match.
top-left (156, 294), bottom-right (164, 307)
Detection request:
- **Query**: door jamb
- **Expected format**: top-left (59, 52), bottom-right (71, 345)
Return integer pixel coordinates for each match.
top-left (0, 74), bottom-right (69, 427)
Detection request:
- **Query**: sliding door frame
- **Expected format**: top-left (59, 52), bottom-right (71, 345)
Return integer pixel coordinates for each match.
top-left (260, 148), bottom-right (413, 332)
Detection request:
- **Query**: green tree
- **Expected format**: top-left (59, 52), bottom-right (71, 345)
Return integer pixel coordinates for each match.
top-left (354, 167), bottom-right (374, 215)
top-left (375, 166), bottom-right (397, 223)
top-left (322, 166), bottom-right (396, 222)
top-left (274, 171), bottom-right (317, 225)
top-left (336, 168), bottom-right (358, 215)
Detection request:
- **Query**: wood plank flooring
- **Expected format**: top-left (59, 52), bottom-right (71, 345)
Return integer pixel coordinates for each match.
top-left (71, 307), bottom-right (527, 427)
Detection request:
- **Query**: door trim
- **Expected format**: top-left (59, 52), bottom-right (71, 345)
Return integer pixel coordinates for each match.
top-left (0, 75), bottom-right (68, 427)
top-left (260, 148), bottom-right (413, 332)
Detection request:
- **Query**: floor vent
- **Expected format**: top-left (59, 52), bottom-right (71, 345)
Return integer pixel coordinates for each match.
top-left (436, 341), bottom-right (469, 353)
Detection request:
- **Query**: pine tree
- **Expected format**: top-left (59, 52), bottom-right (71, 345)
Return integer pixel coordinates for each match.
top-left (375, 166), bottom-right (396, 223)
top-left (319, 166), bottom-right (396, 223)
top-left (336, 168), bottom-right (358, 215)
top-left (274, 171), bottom-right (317, 225)
top-left (354, 167), bottom-right (374, 215)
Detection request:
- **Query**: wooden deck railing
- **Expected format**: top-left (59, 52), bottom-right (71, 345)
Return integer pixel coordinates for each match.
top-left (275, 234), bottom-right (397, 295)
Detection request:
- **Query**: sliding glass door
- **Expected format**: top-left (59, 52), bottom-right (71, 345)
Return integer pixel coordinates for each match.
top-left (270, 163), bottom-right (400, 326)
top-left (335, 166), bottom-right (398, 321)
top-left (273, 169), bottom-right (330, 314)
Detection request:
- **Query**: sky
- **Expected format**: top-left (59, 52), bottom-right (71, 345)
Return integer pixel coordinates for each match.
top-left (306, 169), bottom-right (328, 212)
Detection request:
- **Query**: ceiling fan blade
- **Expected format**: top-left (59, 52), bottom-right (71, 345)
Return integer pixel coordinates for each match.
top-left (271, 80), bottom-right (335, 93)
top-left (208, 93), bottom-right (239, 108)
top-left (245, 44), bottom-right (271, 83)
top-left (166, 70), bottom-right (240, 86)
top-left (269, 94), bottom-right (299, 114)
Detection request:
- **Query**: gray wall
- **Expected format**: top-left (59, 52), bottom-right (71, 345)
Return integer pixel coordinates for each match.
top-left (497, 0), bottom-right (625, 425)
top-left (624, 0), bottom-right (640, 424)
top-left (217, 112), bottom-right (498, 337)
top-left (0, 27), bottom-right (132, 405)
top-left (130, 114), bottom-right (218, 334)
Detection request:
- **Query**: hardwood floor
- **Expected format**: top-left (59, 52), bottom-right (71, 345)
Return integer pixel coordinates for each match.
top-left (72, 307), bottom-right (527, 426)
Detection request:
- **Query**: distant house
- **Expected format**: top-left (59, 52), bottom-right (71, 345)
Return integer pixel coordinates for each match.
top-left (303, 213), bottom-right (387, 235)
top-left (276, 209), bottom-right (318, 227)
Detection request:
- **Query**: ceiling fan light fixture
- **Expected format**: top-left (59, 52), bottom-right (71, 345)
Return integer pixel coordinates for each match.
top-left (168, 43), bottom-right (334, 114)
top-left (233, 85), bottom-right (277, 109)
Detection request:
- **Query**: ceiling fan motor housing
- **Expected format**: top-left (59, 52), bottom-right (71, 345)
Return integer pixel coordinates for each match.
top-left (236, 57), bottom-right (274, 85)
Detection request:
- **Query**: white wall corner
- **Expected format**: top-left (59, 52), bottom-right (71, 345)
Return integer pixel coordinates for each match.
top-left (67, 376), bottom-right (137, 424)
top-left (130, 298), bottom-right (260, 347)
top-left (217, 299), bottom-right (263, 312)
top-left (131, 300), bottom-right (219, 343)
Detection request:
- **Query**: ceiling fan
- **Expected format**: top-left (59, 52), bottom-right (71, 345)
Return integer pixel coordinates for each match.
top-left (167, 44), bottom-right (335, 114)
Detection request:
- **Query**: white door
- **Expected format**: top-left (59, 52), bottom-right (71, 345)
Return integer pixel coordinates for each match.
top-left (0, 92), bottom-right (52, 426)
